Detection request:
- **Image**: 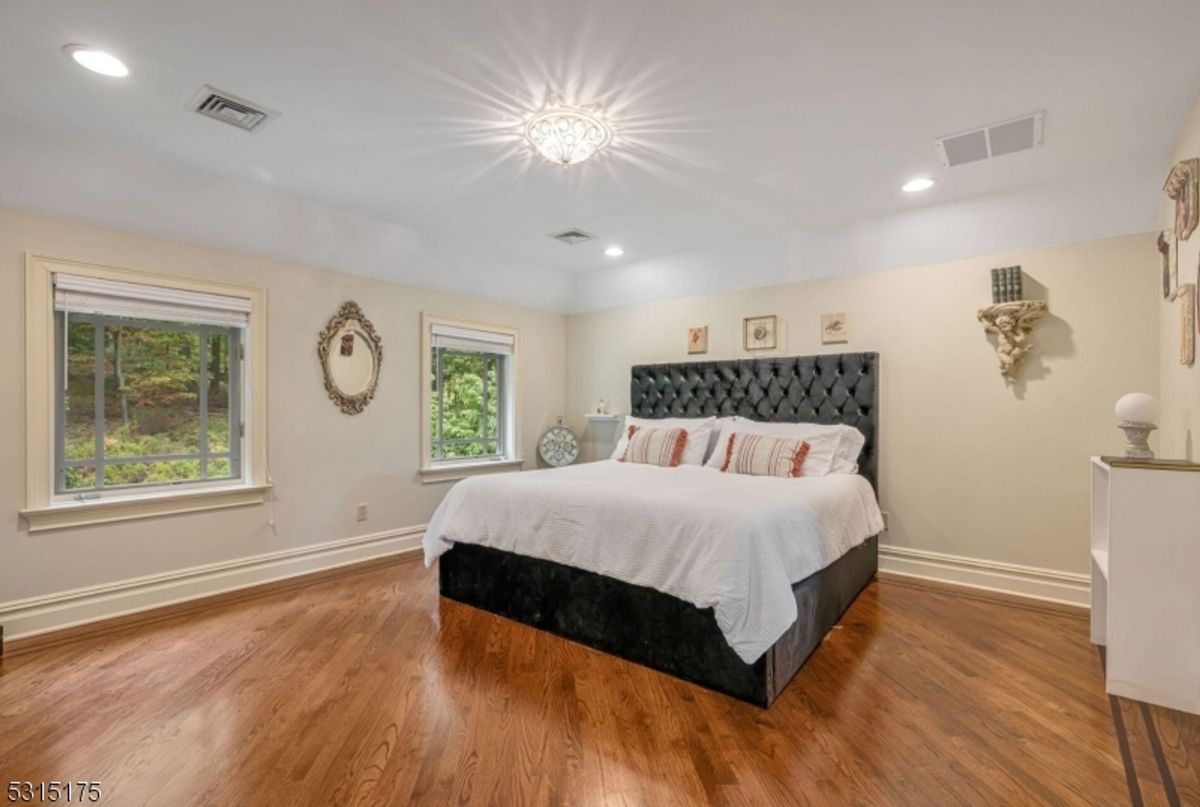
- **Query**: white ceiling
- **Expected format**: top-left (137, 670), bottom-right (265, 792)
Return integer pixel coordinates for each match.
top-left (1, 0), bottom-right (1198, 309)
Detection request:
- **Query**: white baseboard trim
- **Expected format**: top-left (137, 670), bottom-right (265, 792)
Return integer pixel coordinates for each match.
top-left (878, 544), bottom-right (1090, 608)
top-left (2, 532), bottom-right (1087, 645)
top-left (0, 525), bottom-right (427, 642)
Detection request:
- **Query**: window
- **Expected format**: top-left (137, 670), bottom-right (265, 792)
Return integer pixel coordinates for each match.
top-left (57, 313), bottom-right (242, 496)
top-left (22, 255), bottom-right (269, 531)
top-left (430, 347), bottom-right (506, 461)
top-left (421, 314), bottom-right (521, 480)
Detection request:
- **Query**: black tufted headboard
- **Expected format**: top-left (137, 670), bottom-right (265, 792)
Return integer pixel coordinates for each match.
top-left (629, 353), bottom-right (879, 491)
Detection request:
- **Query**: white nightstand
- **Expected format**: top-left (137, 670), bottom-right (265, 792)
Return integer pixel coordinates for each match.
top-left (1090, 456), bottom-right (1200, 714)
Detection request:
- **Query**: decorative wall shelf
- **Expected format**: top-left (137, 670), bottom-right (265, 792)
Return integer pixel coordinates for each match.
top-left (977, 300), bottom-right (1048, 379)
top-left (585, 413), bottom-right (622, 422)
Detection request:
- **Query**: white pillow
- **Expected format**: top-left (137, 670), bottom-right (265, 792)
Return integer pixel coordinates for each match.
top-left (610, 416), bottom-right (716, 466)
top-left (830, 426), bottom-right (865, 474)
top-left (705, 418), bottom-right (865, 476)
top-left (705, 417), bottom-right (749, 469)
top-left (705, 416), bottom-right (736, 465)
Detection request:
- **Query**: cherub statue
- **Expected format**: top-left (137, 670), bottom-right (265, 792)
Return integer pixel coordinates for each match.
top-left (977, 302), bottom-right (1048, 379)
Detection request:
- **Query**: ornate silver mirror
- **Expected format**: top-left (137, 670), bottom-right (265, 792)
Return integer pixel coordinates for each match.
top-left (318, 301), bottom-right (383, 414)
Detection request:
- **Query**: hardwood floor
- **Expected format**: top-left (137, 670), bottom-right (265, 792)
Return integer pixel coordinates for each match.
top-left (1105, 649), bottom-right (1200, 807)
top-left (0, 555), bottom-right (1191, 806)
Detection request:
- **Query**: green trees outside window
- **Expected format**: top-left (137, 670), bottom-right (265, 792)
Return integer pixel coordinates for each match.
top-left (430, 348), bottom-right (506, 460)
top-left (58, 314), bottom-right (240, 493)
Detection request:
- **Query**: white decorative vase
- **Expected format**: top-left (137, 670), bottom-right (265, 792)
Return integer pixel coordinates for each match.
top-left (1114, 393), bottom-right (1160, 459)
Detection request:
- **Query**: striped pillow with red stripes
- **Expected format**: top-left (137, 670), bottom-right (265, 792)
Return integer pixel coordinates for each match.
top-left (619, 425), bottom-right (689, 467)
top-left (720, 432), bottom-right (811, 478)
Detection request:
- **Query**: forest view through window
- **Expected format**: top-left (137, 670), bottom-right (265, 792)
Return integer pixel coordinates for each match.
top-left (57, 314), bottom-right (242, 494)
top-left (430, 347), bottom-right (509, 461)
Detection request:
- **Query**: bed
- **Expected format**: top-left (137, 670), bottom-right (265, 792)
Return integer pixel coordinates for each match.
top-left (426, 352), bottom-right (881, 707)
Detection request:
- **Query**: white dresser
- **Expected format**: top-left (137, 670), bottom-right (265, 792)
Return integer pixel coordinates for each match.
top-left (1090, 456), bottom-right (1200, 714)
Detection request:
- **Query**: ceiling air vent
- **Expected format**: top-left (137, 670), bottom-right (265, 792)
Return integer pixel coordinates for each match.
top-left (189, 85), bottom-right (279, 133)
top-left (549, 228), bottom-right (595, 245)
top-left (935, 111), bottom-right (1044, 168)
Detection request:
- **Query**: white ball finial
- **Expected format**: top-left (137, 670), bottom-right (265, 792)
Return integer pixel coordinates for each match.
top-left (1114, 393), bottom-right (1160, 425)
top-left (1114, 393), bottom-right (1158, 460)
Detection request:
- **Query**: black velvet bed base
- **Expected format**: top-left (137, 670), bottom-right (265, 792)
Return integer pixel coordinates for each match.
top-left (438, 534), bottom-right (878, 707)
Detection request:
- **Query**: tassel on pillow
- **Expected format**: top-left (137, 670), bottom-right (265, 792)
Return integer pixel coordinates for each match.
top-left (721, 432), bottom-right (811, 478)
top-left (620, 425), bottom-right (689, 467)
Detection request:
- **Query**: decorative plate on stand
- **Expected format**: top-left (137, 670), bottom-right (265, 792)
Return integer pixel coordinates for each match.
top-left (539, 418), bottom-right (579, 467)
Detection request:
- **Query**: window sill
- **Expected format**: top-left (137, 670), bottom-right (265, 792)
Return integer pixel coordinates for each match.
top-left (20, 483), bottom-right (272, 533)
top-left (419, 458), bottom-right (524, 484)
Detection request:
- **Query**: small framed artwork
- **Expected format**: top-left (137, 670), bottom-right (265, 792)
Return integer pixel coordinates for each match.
top-left (821, 311), bottom-right (849, 344)
top-left (743, 315), bottom-right (777, 351)
top-left (1182, 284), bottom-right (1196, 366)
top-left (687, 326), bottom-right (708, 354)
top-left (1164, 157), bottom-right (1199, 241)
top-left (1169, 231), bottom-right (1181, 299)
top-left (1159, 229), bottom-right (1173, 300)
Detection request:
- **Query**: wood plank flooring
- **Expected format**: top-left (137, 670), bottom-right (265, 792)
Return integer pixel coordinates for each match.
top-left (1105, 651), bottom-right (1200, 807)
top-left (0, 555), bottom-right (1193, 806)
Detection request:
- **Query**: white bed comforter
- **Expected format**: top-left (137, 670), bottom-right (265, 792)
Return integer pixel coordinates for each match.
top-left (422, 461), bottom-right (884, 663)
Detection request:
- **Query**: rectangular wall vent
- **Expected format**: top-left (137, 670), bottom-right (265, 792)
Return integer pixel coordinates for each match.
top-left (189, 86), bottom-right (279, 133)
top-left (935, 111), bottom-right (1044, 168)
top-left (549, 228), bottom-right (595, 245)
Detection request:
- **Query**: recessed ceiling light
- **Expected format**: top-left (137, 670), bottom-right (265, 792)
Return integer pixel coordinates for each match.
top-left (63, 45), bottom-right (129, 77)
top-left (902, 177), bottom-right (935, 193)
top-left (525, 108), bottom-right (612, 166)
top-left (604, 245), bottom-right (624, 257)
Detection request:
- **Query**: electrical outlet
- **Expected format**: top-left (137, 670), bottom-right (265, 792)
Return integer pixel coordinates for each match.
top-left (881, 511), bottom-right (890, 532)
top-left (356, 503), bottom-right (368, 522)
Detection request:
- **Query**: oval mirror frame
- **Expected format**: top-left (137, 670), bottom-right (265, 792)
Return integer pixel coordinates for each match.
top-left (318, 301), bottom-right (383, 415)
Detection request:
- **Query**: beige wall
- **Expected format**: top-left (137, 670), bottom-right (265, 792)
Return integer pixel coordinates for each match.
top-left (0, 207), bottom-right (565, 602)
top-left (1160, 93), bottom-right (1200, 460)
top-left (566, 235), bottom-right (1159, 574)
top-left (0, 205), bottom-right (1167, 606)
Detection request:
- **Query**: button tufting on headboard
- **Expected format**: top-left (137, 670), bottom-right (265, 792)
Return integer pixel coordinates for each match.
top-left (629, 353), bottom-right (879, 491)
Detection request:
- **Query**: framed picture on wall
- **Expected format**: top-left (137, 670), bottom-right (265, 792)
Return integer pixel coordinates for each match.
top-left (687, 326), bottom-right (708, 354)
top-left (821, 311), bottom-right (849, 344)
top-left (1159, 229), bottom-right (1173, 300)
top-left (743, 315), bottom-right (777, 351)
top-left (1170, 231), bottom-right (1181, 299)
top-left (1165, 157), bottom-right (1199, 241)
top-left (1182, 284), bottom-right (1196, 366)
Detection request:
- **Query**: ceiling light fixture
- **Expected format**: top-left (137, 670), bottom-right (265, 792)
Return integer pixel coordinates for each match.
top-left (902, 177), bottom-right (935, 193)
top-left (604, 246), bottom-right (624, 257)
top-left (525, 108), bottom-right (612, 166)
top-left (63, 45), bottom-right (129, 77)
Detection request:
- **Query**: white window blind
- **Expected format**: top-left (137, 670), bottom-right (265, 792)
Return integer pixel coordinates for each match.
top-left (54, 273), bottom-right (252, 328)
top-left (430, 322), bottom-right (514, 355)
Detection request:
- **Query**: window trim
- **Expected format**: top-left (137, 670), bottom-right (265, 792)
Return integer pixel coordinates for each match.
top-left (21, 253), bottom-right (270, 532)
top-left (419, 312), bottom-right (522, 483)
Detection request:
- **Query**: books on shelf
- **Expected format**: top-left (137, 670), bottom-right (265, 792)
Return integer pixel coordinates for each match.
top-left (989, 265), bottom-right (1024, 303)
top-left (1100, 456), bottom-right (1200, 472)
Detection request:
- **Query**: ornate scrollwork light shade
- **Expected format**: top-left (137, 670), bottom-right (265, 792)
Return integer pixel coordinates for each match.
top-left (525, 109), bottom-right (612, 166)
